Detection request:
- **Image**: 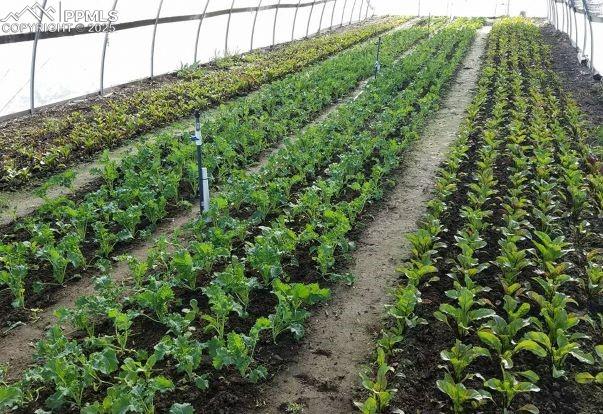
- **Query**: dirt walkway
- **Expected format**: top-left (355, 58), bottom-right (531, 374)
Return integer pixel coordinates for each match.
top-left (251, 25), bottom-right (491, 414)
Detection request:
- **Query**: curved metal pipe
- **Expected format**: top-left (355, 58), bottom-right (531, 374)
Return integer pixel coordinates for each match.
top-left (101, 0), bottom-right (119, 95)
top-left (251, 0), bottom-right (264, 51)
top-left (194, 0), bottom-right (211, 63)
top-left (561, 0), bottom-right (566, 33)
top-left (566, 1), bottom-right (572, 45)
top-left (358, 0), bottom-right (364, 20)
top-left (330, 0), bottom-right (339, 29)
top-left (292, 0), bottom-right (303, 40)
top-left (272, 0), bottom-right (283, 46)
top-left (340, 0), bottom-right (348, 27)
top-left (225, 0), bottom-right (236, 55)
top-left (572, 0), bottom-right (578, 47)
top-left (150, 0), bottom-right (165, 78)
top-left (584, 1), bottom-right (595, 71)
top-left (30, 0), bottom-right (48, 113)
top-left (306, 1), bottom-right (316, 38)
top-left (318, 0), bottom-right (329, 33)
top-left (349, 0), bottom-right (358, 24)
top-left (581, 0), bottom-right (588, 60)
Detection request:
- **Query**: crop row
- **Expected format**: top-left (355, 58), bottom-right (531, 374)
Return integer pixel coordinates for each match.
top-left (0, 17), bottom-right (408, 190)
top-left (0, 19), bottom-right (484, 413)
top-left (0, 20), bottom-right (443, 319)
top-left (356, 18), bottom-right (602, 414)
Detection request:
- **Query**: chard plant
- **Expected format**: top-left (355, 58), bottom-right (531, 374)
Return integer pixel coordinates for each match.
top-left (483, 370), bottom-right (540, 413)
top-left (434, 286), bottom-right (496, 337)
top-left (478, 296), bottom-right (531, 369)
top-left (575, 345), bottom-right (603, 385)
top-left (494, 240), bottom-right (531, 296)
top-left (436, 373), bottom-right (491, 414)
top-left (440, 340), bottom-right (490, 383)
top-left (355, 349), bottom-right (396, 414)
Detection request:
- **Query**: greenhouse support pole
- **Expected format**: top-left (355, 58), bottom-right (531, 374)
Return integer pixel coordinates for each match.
top-left (340, 0), bottom-right (348, 27)
top-left (330, 0), bottom-right (339, 29)
top-left (358, 0), bottom-right (364, 20)
top-left (566, 1), bottom-right (573, 45)
top-left (365, 0), bottom-right (370, 19)
top-left (418, 0), bottom-right (421, 16)
top-left (100, 0), bottom-right (119, 96)
top-left (585, 2), bottom-right (595, 72)
top-left (506, 0), bottom-right (510, 16)
top-left (318, 0), bottom-right (328, 33)
top-left (272, 0), bottom-right (283, 45)
top-left (150, 0), bottom-right (164, 78)
top-left (581, 0), bottom-right (588, 63)
top-left (568, 0), bottom-right (573, 36)
top-left (30, 0), bottom-right (48, 114)
top-left (561, 0), bottom-right (566, 33)
top-left (349, 0), bottom-right (358, 24)
top-left (306, 1), bottom-right (316, 38)
top-left (225, 0), bottom-right (236, 56)
top-left (194, 0), bottom-right (211, 63)
top-left (571, 1), bottom-right (578, 47)
top-left (251, 0), bottom-right (264, 51)
top-left (292, 0), bottom-right (303, 41)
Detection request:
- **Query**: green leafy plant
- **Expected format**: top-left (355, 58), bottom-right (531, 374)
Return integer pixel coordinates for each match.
top-left (436, 373), bottom-right (491, 414)
top-left (355, 348), bottom-right (397, 414)
top-left (434, 286), bottom-right (496, 337)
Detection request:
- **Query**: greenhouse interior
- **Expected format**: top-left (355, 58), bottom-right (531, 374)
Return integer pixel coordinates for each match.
top-left (0, 0), bottom-right (602, 413)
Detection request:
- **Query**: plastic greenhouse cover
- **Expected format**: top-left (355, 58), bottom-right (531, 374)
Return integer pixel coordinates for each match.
top-left (0, 0), bottom-right (372, 118)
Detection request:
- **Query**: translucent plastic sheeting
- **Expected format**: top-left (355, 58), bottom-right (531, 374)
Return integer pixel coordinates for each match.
top-left (0, 0), bottom-right (372, 119)
top-left (0, 40), bottom-right (32, 116)
top-left (35, 31), bottom-right (105, 108)
top-left (373, 0), bottom-right (547, 17)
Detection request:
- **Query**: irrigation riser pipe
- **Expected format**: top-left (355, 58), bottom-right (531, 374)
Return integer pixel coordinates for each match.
top-left (191, 110), bottom-right (211, 216)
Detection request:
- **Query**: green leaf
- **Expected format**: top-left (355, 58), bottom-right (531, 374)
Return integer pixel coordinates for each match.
top-left (518, 370), bottom-right (540, 383)
top-left (518, 404), bottom-right (540, 413)
top-left (170, 403), bottom-right (195, 414)
top-left (570, 350), bottom-right (595, 365)
top-left (90, 348), bottom-right (119, 375)
top-left (575, 372), bottom-right (595, 384)
top-left (0, 386), bottom-right (22, 408)
top-left (514, 340), bottom-right (547, 358)
top-left (152, 375), bottom-right (175, 392)
top-left (354, 396), bottom-right (378, 414)
top-left (478, 330), bottom-right (502, 354)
